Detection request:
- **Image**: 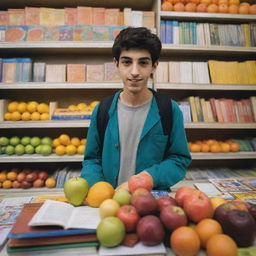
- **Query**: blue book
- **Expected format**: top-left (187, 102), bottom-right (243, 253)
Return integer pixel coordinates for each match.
top-left (166, 20), bottom-right (173, 44)
top-left (160, 20), bottom-right (166, 43)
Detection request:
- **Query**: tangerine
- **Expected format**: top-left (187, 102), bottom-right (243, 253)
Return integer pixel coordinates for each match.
top-left (218, 3), bottom-right (228, 13)
top-left (195, 218), bottom-right (223, 247)
top-left (238, 4), bottom-right (249, 14)
top-left (201, 143), bottom-right (210, 152)
top-left (196, 3), bottom-right (207, 12)
top-left (230, 142), bottom-right (240, 152)
top-left (161, 1), bottom-right (173, 11)
top-left (170, 226), bottom-right (201, 256)
top-left (45, 177), bottom-right (56, 188)
top-left (206, 234), bottom-right (238, 256)
top-left (65, 144), bottom-right (77, 155)
top-left (86, 181), bottom-right (115, 207)
top-left (185, 2), bottom-right (197, 11)
top-left (210, 143), bottom-right (221, 153)
top-left (173, 2), bottom-right (185, 11)
top-left (249, 4), bottom-right (256, 14)
top-left (11, 111), bottom-right (21, 121)
top-left (59, 134), bottom-right (71, 146)
top-left (190, 143), bottom-right (201, 152)
top-left (2, 180), bottom-right (12, 189)
top-left (0, 173), bottom-right (7, 182)
top-left (6, 171), bottom-right (18, 181)
top-left (228, 4), bottom-right (239, 13)
top-left (220, 142), bottom-right (231, 152)
top-left (7, 101), bottom-right (19, 113)
top-left (55, 145), bottom-right (66, 155)
top-left (207, 3), bottom-right (218, 12)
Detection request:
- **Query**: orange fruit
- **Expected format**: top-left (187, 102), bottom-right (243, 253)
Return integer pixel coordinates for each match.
top-left (173, 2), bottom-right (185, 11)
top-left (195, 218), bottom-right (223, 247)
top-left (206, 139), bottom-right (218, 146)
top-left (86, 181), bottom-right (115, 208)
top-left (207, 3), bottom-right (218, 12)
top-left (0, 173), bottom-right (7, 182)
top-left (206, 234), bottom-right (238, 256)
top-left (196, 3), bottom-right (208, 12)
top-left (70, 137), bottom-right (80, 147)
top-left (190, 143), bottom-right (201, 152)
top-left (170, 226), bottom-right (200, 256)
top-left (161, 1), bottom-right (173, 11)
top-left (218, 3), bottom-right (228, 13)
top-left (80, 138), bottom-right (86, 145)
top-left (59, 134), bottom-right (71, 146)
top-left (55, 145), bottom-right (66, 156)
top-left (37, 103), bottom-right (49, 113)
top-left (4, 112), bottom-right (12, 120)
top-left (2, 180), bottom-right (12, 189)
top-left (185, 2), bottom-right (197, 11)
top-left (40, 113), bottom-right (49, 120)
top-left (17, 102), bottom-right (27, 113)
top-left (228, 4), bottom-right (239, 13)
top-left (220, 142), bottom-right (231, 152)
top-left (6, 171), bottom-right (18, 181)
top-left (65, 144), bottom-right (77, 155)
top-left (27, 101), bottom-right (39, 113)
top-left (249, 4), bottom-right (256, 14)
top-left (45, 177), bottom-right (56, 188)
top-left (201, 143), bottom-right (210, 152)
top-left (7, 101), bottom-right (19, 113)
top-left (210, 143), bottom-right (221, 153)
top-left (77, 144), bottom-right (85, 154)
top-left (238, 4), bottom-right (249, 14)
top-left (30, 112), bottom-right (41, 121)
top-left (53, 138), bottom-right (61, 147)
top-left (11, 111), bottom-right (21, 121)
top-left (210, 196), bottom-right (226, 211)
top-left (230, 142), bottom-right (240, 152)
top-left (200, 0), bottom-right (212, 6)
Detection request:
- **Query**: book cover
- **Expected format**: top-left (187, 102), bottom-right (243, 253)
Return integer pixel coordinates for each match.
top-left (87, 65), bottom-right (104, 82)
top-left (25, 7), bottom-right (40, 25)
top-left (104, 62), bottom-right (120, 81)
top-left (230, 191), bottom-right (256, 205)
top-left (0, 11), bottom-right (8, 25)
top-left (105, 8), bottom-right (119, 26)
top-left (154, 62), bottom-right (168, 83)
top-left (131, 11), bottom-right (143, 28)
top-left (8, 203), bottom-right (97, 239)
top-left (33, 62), bottom-right (45, 82)
top-left (142, 11), bottom-right (155, 28)
top-left (44, 26), bottom-right (59, 41)
top-left (209, 179), bottom-right (253, 192)
top-left (2, 58), bottom-right (17, 83)
top-left (73, 25), bottom-right (93, 41)
top-left (92, 26), bottom-right (110, 41)
top-left (52, 8), bottom-right (65, 26)
top-left (8, 9), bottom-right (25, 25)
top-left (240, 178), bottom-right (256, 190)
top-left (77, 6), bottom-right (92, 25)
top-left (123, 8), bottom-right (132, 26)
top-left (160, 20), bottom-right (166, 43)
top-left (188, 96), bottom-right (198, 122)
top-left (64, 8), bottom-right (77, 26)
top-left (45, 64), bottom-right (66, 82)
top-left (67, 64), bottom-right (86, 83)
top-left (168, 61), bottom-right (180, 83)
top-left (27, 26), bottom-right (44, 41)
top-left (92, 7), bottom-right (105, 25)
top-left (5, 26), bottom-right (27, 42)
top-left (58, 25), bottom-right (73, 41)
top-left (179, 61), bottom-right (192, 83)
top-left (40, 8), bottom-right (54, 26)
top-left (109, 25), bottom-right (124, 40)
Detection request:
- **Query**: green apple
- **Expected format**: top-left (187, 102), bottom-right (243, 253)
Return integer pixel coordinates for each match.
top-left (21, 136), bottom-right (31, 146)
top-left (113, 188), bottom-right (132, 206)
top-left (25, 144), bottom-right (35, 154)
top-left (35, 145), bottom-right (42, 154)
top-left (9, 136), bottom-right (20, 146)
top-left (5, 145), bottom-right (15, 155)
top-left (30, 136), bottom-right (41, 147)
top-left (0, 137), bottom-right (9, 146)
top-left (41, 136), bottom-right (52, 145)
top-left (99, 199), bottom-right (120, 219)
top-left (40, 144), bottom-right (52, 156)
top-left (64, 177), bottom-right (89, 206)
top-left (96, 216), bottom-right (125, 247)
top-left (0, 146), bottom-right (6, 154)
top-left (15, 144), bottom-right (25, 155)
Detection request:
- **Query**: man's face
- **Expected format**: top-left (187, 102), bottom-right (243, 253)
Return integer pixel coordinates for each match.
top-left (115, 49), bottom-right (157, 94)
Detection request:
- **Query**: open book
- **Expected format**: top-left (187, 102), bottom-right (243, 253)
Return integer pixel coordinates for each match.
top-left (28, 200), bottom-right (100, 230)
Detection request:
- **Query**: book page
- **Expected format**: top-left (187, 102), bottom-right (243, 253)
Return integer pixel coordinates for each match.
top-left (67, 206), bottom-right (100, 229)
top-left (28, 200), bottom-right (73, 229)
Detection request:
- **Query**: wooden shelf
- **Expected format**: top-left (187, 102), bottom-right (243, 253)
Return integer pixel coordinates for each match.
top-left (0, 82), bottom-right (123, 90)
top-left (160, 11), bottom-right (256, 22)
top-left (0, 120), bottom-right (90, 128)
top-left (191, 152), bottom-right (256, 160)
top-left (157, 83), bottom-right (256, 91)
top-left (0, 152), bottom-right (255, 163)
top-left (185, 122), bottom-right (256, 129)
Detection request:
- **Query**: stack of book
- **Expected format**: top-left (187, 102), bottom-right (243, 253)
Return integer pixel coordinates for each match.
top-left (7, 200), bottom-right (100, 255)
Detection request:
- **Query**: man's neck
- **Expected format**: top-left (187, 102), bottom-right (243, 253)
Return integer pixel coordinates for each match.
top-left (120, 88), bottom-right (153, 107)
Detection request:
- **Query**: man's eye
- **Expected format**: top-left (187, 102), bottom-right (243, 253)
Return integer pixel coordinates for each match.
top-left (139, 61), bottom-right (149, 66)
top-left (121, 60), bottom-right (131, 65)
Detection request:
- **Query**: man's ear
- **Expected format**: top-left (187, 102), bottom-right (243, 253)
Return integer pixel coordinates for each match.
top-left (153, 61), bottom-right (158, 71)
top-left (113, 58), bottom-right (119, 67)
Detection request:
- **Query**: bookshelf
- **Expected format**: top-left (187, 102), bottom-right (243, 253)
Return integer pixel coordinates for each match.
top-left (0, 0), bottom-right (255, 191)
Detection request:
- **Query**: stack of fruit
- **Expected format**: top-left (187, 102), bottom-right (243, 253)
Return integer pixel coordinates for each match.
top-left (52, 134), bottom-right (86, 156)
top-left (161, 0), bottom-right (256, 14)
top-left (0, 168), bottom-right (56, 189)
top-left (4, 101), bottom-right (50, 121)
top-left (0, 136), bottom-right (53, 156)
top-left (67, 101), bottom-right (99, 113)
top-left (64, 174), bottom-right (256, 255)
top-left (189, 139), bottom-right (240, 153)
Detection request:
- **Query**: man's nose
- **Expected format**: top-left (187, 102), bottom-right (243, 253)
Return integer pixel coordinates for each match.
top-left (130, 63), bottom-right (139, 76)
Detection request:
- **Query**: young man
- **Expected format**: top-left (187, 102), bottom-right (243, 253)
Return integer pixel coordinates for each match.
top-left (81, 27), bottom-right (191, 190)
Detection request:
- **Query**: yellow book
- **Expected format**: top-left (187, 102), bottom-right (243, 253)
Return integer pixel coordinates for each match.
top-left (188, 96), bottom-right (198, 122)
top-left (40, 8), bottom-right (54, 26)
top-left (200, 98), bottom-right (209, 122)
top-left (242, 24), bottom-right (251, 47)
top-left (33, 195), bottom-right (67, 203)
top-left (237, 61), bottom-right (249, 84)
top-left (52, 9), bottom-right (65, 26)
top-left (245, 60), bottom-right (256, 84)
top-left (208, 60), bottom-right (218, 84)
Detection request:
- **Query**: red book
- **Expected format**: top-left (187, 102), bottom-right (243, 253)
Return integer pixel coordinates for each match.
top-left (105, 8), bottom-right (119, 25)
top-left (8, 9), bottom-right (25, 25)
top-left (64, 8), bottom-right (77, 25)
top-left (25, 7), bottom-right (40, 25)
top-left (77, 6), bottom-right (92, 25)
top-left (0, 11), bottom-right (8, 25)
top-left (209, 97), bottom-right (218, 122)
top-left (92, 8), bottom-right (105, 25)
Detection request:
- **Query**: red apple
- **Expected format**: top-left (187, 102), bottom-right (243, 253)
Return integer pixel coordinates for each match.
top-left (136, 215), bottom-right (165, 246)
top-left (157, 196), bottom-right (177, 211)
top-left (230, 199), bottom-right (249, 211)
top-left (175, 186), bottom-right (197, 207)
top-left (131, 192), bottom-right (158, 216)
top-left (38, 171), bottom-right (49, 180)
top-left (160, 205), bottom-right (188, 231)
top-left (248, 203), bottom-right (256, 220)
top-left (21, 180), bottom-right (32, 189)
top-left (12, 180), bottom-right (21, 188)
top-left (116, 205), bottom-right (140, 232)
top-left (183, 191), bottom-right (213, 223)
top-left (214, 202), bottom-right (240, 225)
top-left (26, 172), bottom-right (38, 182)
top-left (17, 172), bottom-right (26, 182)
top-left (128, 172), bottom-right (153, 193)
top-left (130, 188), bottom-right (150, 205)
top-left (33, 178), bottom-right (44, 188)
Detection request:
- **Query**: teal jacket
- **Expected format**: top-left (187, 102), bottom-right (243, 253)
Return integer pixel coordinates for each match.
top-left (81, 90), bottom-right (191, 189)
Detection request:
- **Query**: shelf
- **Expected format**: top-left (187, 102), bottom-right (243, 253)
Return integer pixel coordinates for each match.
top-left (0, 187), bottom-right (63, 194)
top-left (0, 154), bottom-right (83, 163)
top-left (0, 42), bottom-right (113, 55)
top-left (185, 122), bottom-right (256, 129)
top-left (191, 152), bottom-right (256, 160)
top-left (162, 44), bottom-right (256, 57)
top-left (0, 152), bottom-right (255, 163)
top-left (0, 120), bottom-right (90, 128)
top-left (0, 82), bottom-right (123, 90)
top-left (1, 121), bottom-right (255, 129)
top-left (0, 0), bottom-right (154, 9)
top-left (157, 83), bottom-right (256, 91)
top-left (160, 11), bottom-right (256, 22)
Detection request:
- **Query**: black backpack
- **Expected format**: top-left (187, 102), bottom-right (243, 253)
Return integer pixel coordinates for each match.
top-left (96, 89), bottom-right (173, 155)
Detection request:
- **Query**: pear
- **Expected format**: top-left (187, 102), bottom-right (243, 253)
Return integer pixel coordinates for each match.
top-left (64, 177), bottom-right (89, 206)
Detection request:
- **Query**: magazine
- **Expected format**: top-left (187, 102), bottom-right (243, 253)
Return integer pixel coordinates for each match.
top-left (240, 178), bottom-right (256, 190)
top-left (230, 191), bottom-right (256, 205)
top-left (209, 179), bottom-right (252, 192)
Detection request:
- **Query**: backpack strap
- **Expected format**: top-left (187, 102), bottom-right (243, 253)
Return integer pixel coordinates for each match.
top-left (97, 95), bottom-right (115, 154)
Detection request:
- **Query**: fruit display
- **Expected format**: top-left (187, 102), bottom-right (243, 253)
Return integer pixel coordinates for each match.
top-left (53, 134), bottom-right (86, 155)
top-left (4, 101), bottom-right (50, 121)
top-left (188, 139), bottom-right (241, 153)
top-left (161, 0), bottom-right (256, 14)
top-left (62, 172), bottom-right (256, 253)
top-left (0, 168), bottom-right (56, 189)
top-left (0, 136), bottom-right (53, 156)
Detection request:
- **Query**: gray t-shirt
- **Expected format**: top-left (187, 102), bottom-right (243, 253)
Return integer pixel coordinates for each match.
top-left (117, 98), bottom-right (151, 185)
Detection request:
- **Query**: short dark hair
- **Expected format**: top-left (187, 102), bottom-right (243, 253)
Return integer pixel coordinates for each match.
top-left (112, 27), bottom-right (162, 65)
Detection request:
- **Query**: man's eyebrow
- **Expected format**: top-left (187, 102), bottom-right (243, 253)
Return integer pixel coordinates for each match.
top-left (120, 56), bottom-right (151, 61)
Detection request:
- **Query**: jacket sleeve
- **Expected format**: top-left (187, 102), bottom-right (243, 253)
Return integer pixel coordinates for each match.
top-left (146, 100), bottom-right (192, 189)
top-left (80, 104), bottom-right (106, 187)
